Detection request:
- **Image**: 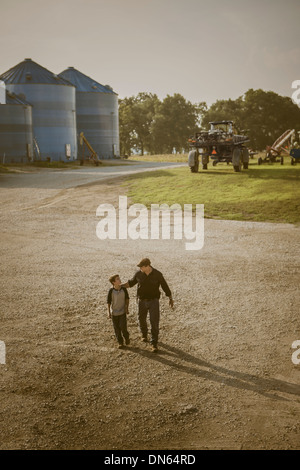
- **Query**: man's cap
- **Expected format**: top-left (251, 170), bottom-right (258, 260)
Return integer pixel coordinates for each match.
top-left (137, 257), bottom-right (151, 267)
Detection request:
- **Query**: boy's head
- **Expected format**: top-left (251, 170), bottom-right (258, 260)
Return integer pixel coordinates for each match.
top-left (109, 274), bottom-right (121, 288)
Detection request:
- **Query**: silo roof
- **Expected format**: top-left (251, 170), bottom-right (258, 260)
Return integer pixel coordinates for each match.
top-left (0, 59), bottom-right (74, 86)
top-left (59, 67), bottom-right (116, 94)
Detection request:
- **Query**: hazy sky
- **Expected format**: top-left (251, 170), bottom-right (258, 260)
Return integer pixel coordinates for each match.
top-left (1, 0), bottom-right (299, 105)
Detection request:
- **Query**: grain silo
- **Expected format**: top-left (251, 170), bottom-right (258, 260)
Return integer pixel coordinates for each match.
top-left (0, 59), bottom-right (77, 161)
top-left (0, 90), bottom-right (33, 164)
top-left (59, 67), bottom-right (119, 159)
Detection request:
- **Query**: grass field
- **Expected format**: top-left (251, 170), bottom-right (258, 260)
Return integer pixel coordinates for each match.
top-left (128, 154), bottom-right (187, 162)
top-left (124, 156), bottom-right (300, 224)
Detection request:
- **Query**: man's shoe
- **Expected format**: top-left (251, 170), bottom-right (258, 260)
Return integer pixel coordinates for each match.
top-left (151, 345), bottom-right (158, 353)
top-left (125, 338), bottom-right (130, 346)
top-left (118, 344), bottom-right (124, 349)
top-left (141, 336), bottom-right (148, 343)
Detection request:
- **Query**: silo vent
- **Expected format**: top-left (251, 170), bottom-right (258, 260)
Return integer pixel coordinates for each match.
top-left (25, 58), bottom-right (32, 61)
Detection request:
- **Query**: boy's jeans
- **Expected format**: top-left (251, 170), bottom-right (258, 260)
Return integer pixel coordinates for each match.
top-left (112, 313), bottom-right (129, 345)
top-left (138, 299), bottom-right (160, 346)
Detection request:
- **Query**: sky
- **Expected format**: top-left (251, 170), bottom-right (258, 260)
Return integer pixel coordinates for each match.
top-left (1, 0), bottom-right (299, 106)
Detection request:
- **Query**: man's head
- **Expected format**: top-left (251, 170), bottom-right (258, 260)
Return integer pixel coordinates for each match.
top-left (137, 258), bottom-right (151, 273)
top-left (109, 274), bottom-right (121, 288)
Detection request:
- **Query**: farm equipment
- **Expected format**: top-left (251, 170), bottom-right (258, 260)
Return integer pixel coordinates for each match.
top-left (188, 120), bottom-right (249, 172)
top-left (290, 148), bottom-right (300, 165)
top-left (79, 132), bottom-right (101, 166)
top-left (259, 129), bottom-right (295, 165)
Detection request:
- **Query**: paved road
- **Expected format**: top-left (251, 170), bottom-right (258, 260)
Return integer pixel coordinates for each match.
top-left (0, 161), bottom-right (185, 190)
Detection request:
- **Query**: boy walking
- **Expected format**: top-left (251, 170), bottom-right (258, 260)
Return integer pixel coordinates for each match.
top-left (107, 274), bottom-right (130, 349)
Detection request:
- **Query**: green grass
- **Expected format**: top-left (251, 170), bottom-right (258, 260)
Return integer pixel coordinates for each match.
top-left (124, 157), bottom-right (300, 224)
top-left (128, 154), bottom-right (188, 163)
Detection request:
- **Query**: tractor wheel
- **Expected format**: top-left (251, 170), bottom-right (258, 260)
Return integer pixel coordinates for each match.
top-left (212, 160), bottom-right (217, 166)
top-left (258, 157), bottom-right (263, 165)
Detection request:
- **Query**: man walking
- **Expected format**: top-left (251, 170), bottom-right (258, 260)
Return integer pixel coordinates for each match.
top-left (122, 258), bottom-right (173, 352)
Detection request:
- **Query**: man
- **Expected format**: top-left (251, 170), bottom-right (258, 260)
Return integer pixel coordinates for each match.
top-left (122, 258), bottom-right (173, 353)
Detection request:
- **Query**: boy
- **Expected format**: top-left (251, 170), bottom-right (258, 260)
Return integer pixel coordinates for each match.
top-left (107, 274), bottom-right (130, 349)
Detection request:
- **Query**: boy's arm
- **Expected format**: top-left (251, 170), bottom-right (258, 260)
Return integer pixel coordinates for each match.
top-left (123, 287), bottom-right (129, 314)
top-left (107, 289), bottom-right (113, 318)
top-left (107, 303), bottom-right (112, 318)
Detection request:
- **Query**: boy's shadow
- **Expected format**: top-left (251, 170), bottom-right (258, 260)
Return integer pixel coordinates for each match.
top-left (132, 342), bottom-right (300, 402)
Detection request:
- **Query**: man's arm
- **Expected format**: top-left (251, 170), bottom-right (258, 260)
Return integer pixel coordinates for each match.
top-left (160, 273), bottom-right (174, 309)
top-left (122, 272), bottom-right (138, 289)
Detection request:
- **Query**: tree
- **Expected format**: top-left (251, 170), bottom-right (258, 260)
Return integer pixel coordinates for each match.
top-left (118, 93), bottom-right (159, 155)
top-left (118, 97), bottom-right (137, 156)
top-left (150, 94), bottom-right (206, 154)
top-left (202, 89), bottom-right (300, 150)
top-left (242, 89), bottom-right (300, 150)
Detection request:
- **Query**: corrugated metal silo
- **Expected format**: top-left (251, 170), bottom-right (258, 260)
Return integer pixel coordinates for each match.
top-left (0, 59), bottom-right (77, 161)
top-left (0, 80), bottom-right (6, 104)
top-left (59, 67), bottom-right (119, 159)
top-left (0, 91), bottom-right (33, 163)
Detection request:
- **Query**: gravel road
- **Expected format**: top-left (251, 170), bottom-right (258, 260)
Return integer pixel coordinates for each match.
top-left (0, 163), bottom-right (299, 450)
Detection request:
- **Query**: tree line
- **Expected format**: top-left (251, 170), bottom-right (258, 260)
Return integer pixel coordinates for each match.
top-left (119, 89), bottom-right (300, 155)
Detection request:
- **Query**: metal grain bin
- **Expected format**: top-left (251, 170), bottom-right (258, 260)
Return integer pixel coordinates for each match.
top-left (59, 67), bottom-right (119, 159)
top-left (0, 59), bottom-right (77, 161)
top-left (0, 80), bottom-right (5, 104)
top-left (0, 91), bottom-right (33, 164)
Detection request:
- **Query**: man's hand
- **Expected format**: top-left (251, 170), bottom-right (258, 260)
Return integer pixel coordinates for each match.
top-left (169, 297), bottom-right (174, 309)
top-left (122, 282), bottom-right (130, 288)
top-left (126, 309), bottom-right (129, 315)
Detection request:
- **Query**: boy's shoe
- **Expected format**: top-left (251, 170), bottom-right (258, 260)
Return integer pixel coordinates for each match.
top-left (125, 338), bottom-right (130, 346)
top-left (151, 345), bottom-right (158, 353)
top-left (118, 344), bottom-right (124, 349)
top-left (141, 336), bottom-right (148, 343)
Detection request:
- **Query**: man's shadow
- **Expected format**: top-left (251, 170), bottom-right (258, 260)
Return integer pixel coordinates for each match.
top-left (131, 342), bottom-right (300, 401)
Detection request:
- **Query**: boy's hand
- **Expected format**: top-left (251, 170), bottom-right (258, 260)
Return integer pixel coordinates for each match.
top-left (169, 297), bottom-right (174, 309)
top-left (126, 309), bottom-right (129, 315)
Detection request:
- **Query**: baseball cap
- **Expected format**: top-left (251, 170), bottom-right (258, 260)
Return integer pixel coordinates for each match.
top-left (137, 258), bottom-right (151, 267)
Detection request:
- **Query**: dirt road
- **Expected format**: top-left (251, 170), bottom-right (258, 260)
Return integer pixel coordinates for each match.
top-left (0, 164), bottom-right (299, 450)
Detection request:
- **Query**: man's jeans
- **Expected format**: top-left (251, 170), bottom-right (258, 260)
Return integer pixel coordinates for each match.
top-left (138, 299), bottom-right (160, 346)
